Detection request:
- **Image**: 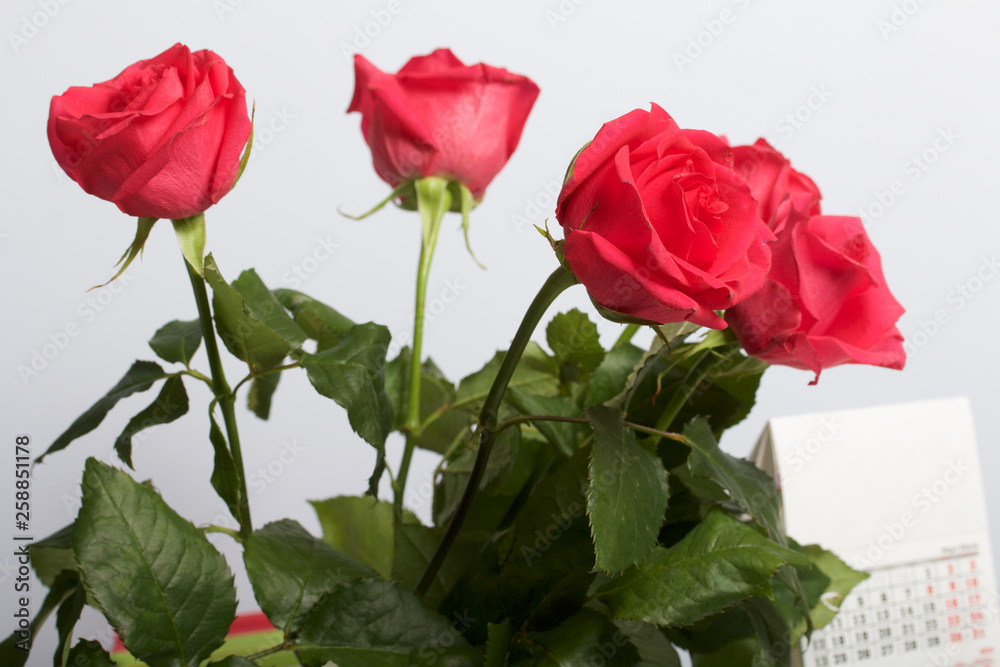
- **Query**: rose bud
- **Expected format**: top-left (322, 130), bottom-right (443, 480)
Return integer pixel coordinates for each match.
top-left (48, 43), bottom-right (252, 220)
top-left (347, 48), bottom-right (539, 201)
top-left (556, 104), bottom-right (774, 329)
top-left (726, 208), bottom-right (906, 383)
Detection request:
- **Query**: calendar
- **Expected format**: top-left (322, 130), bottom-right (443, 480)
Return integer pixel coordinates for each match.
top-left (751, 397), bottom-right (999, 666)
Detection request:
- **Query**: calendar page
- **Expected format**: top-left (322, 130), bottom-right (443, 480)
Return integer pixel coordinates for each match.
top-left (752, 397), bottom-right (999, 666)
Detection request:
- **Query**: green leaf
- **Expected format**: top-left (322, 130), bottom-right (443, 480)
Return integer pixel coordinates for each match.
top-left (683, 415), bottom-right (810, 645)
top-left (0, 570), bottom-right (79, 667)
top-left (684, 418), bottom-right (783, 544)
top-left (385, 348), bottom-right (468, 454)
top-left (800, 544), bottom-right (868, 630)
top-left (208, 413), bottom-right (243, 526)
top-left (666, 605), bottom-right (754, 655)
top-left (586, 405), bottom-right (670, 573)
top-left (433, 428), bottom-right (548, 531)
top-left (510, 608), bottom-right (641, 666)
top-left (208, 658), bottom-right (259, 667)
top-left (655, 321), bottom-right (702, 346)
top-left (294, 579), bottom-right (464, 667)
top-left (244, 519), bottom-right (373, 637)
top-left (91, 216), bottom-right (157, 290)
top-left (54, 578), bottom-right (87, 667)
top-left (148, 320), bottom-right (202, 366)
top-left (273, 288), bottom-right (355, 352)
top-left (678, 346), bottom-right (767, 435)
top-left (606, 341), bottom-right (670, 412)
top-left (247, 372), bottom-right (281, 420)
top-left (37, 361), bottom-right (167, 463)
top-left (311, 496), bottom-right (394, 579)
top-left (74, 459), bottom-right (237, 667)
top-left (31, 523), bottom-right (75, 586)
top-left (392, 519), bottom-right (485, 610)
top-left (743, 597), bottom-right (794, 667)
top-left (299, 322), bottom-right (393, 449)
top-left (485, 622), bottom-right (514, 667)
top-left (172, 213), bottom-right (207, 276)
top-left (546, 308), bottom-right (605, 375)
top-left (204, 254), bottom-right (289, 372)
top-left (597, 508), bottom-right (810, 627)
top-left (773, 543), bottom-right (866, 638)
top-left (232, 269), bottom-right (308, 349)
top-left (455, 343), bottom-right (560, 410)
top-left (507, 388), bottom-right (581, 457)
top-left (690, 639), bottom-right (757, 667)
top-left (114, 375), bottom-right (189, 468)
top-left (627, 338), bottom-right (766, 436)
top-left (490, 448), bottom-right (595, 622)
top-left (584, 343), bottom-right (644, 408)
top-left (614, 620), bottom-right (681, 666)
top-left (65, 641), bottom-right (114, 667)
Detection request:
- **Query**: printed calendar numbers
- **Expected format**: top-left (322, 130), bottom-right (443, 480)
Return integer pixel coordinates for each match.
top-left (802, 551), bottom-right (995, 667)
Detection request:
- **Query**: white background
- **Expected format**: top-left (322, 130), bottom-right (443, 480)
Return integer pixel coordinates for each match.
top-left (1, 0), bottom-right (998, 659)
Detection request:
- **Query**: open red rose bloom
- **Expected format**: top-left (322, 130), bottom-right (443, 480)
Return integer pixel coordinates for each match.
top-left (723, 139), bottom-right (906, 381)
top-left (557, 107), bottom-right (905, 380)
top-left (48, 43), bottom-right (252, 220)
top-left (726, 208), bottom-right (906, 382)
top-left (556, 104), bottom-right (774, 329)
top-left (348, 48), bottom-right (539, 200)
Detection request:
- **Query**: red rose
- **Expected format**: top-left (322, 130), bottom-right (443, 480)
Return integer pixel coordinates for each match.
top-left (348, 48), bottom-right (539, 200)
top-left (726, 208), bottom-right (905, 382)
top-left (48, 43), bottom-right (252, 220)
top-left (556, 104), bottom-right (774, 329)
top-left (732, 138), bottom-right (821, 231)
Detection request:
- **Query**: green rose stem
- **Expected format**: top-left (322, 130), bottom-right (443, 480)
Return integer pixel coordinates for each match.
top-left (395, 178), bottom-right (452, 516)
top-left (613, 323), bottom-right (640, 348)
top-left (184, 258), bottom-right (253, 539)
top-left (415, 265), bottom-right (579, 597)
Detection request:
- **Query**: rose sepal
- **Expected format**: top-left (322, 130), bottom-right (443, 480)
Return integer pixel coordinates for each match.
top-left (230, 102), bottom-right (256, 190)
top-left (89, 217), bottom-right (158, 290)
top-left (450, 181), bottom-right (484, 269)
top-left (172, 214), bottom-right (207, 276)
top-left (338, 181), bottom-right (415, 220)
top-left (589, 296), bottom-right (668, 328)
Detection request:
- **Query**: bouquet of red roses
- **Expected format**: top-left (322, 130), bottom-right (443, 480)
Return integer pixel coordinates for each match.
top-left (5, 44), bottom-right (904, 666)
